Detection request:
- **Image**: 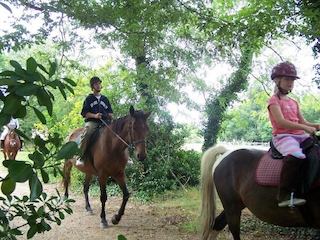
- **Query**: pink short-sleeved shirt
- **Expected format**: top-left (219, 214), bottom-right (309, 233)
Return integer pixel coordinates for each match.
top-left (267, 94), bottom-right (304, 137)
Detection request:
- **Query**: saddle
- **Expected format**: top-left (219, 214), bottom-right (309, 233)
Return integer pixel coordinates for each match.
top-left (256, 136), bottom-right (320, 193)
top-left (76, 124), bottom-right (106, 165)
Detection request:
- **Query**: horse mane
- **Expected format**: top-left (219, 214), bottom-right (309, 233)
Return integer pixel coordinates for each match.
top-left (111, 110), bottom-right (146, 133)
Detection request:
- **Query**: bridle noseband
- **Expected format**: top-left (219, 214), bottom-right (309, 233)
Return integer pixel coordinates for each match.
top-left (127, 116), bottom-right (147, 150)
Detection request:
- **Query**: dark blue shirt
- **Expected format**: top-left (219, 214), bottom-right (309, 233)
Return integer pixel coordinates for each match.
top-left (81, 94), bottom-right (113, 123)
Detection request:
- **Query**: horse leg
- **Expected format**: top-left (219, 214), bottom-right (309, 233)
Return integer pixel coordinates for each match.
top-left (111, 175), bottom-right (130, 225)
top-left (212, 210), bottom-right (228, 231)
top-left (98, 177), bottom-right (109, 228)
top-left (223, 207), bottom-right (242, 240)
top-left (11, 151), bottom-right (18, 160)
top-left (84, 174), bottom-right (93, 214)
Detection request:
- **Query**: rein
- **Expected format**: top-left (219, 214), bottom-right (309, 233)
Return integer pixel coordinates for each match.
top-left (100, 116), bottom-right (146, 151)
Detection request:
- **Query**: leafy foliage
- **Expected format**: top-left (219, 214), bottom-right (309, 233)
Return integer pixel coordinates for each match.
top-left (0, 192), bottom-right (74, 239)
top-left (0, 57), bottom-right (78, 239)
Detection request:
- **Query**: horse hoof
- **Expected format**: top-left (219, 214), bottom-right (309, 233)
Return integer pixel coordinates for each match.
top-left (111, 215), bottom-right (119, 225)
top-left (86, 210), bottom-right (94, 215)
top-left (100, 221), bottom-right (109, 228)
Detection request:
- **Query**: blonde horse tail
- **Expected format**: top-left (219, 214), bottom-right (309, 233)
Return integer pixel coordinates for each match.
top-left (200, 145), bottom-right (228, 240)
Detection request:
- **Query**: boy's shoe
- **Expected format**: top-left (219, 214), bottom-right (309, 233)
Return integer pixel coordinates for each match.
top-left (127, 157), bottom-right (133, 165)
top-left (76, 157), bottom-right (84, 166)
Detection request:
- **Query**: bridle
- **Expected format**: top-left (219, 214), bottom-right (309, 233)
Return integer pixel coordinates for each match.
top-left (100, 116), bottom-right (147, 151)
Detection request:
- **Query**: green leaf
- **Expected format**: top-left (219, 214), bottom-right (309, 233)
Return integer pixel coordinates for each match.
top-left (40, 169), bottom-right (49, 183)
top-left (10, 60), bottom-right (26, 76)
top-left (63, 77), bottom-right (77, 87)
top-left (0, 113), bottom-right (11, 127)
top-left (0, 2), bottom-right (12, 13)
top-left (58, 211), bottom-right (65, 219)
top-left (29, 172), bottom-right (43, 201)
top-left (49, 61), bottom-right (57, 78)
top-left (64, 83), bottom-right (74, 95)
top-left (13, 105), bottom-right (27, 118)
top-left (56, 142), bottom-right (81, 160)
top-left (32, 107), bottom-right (46, 124)
top-left (2, 93), bottom-right (23, 114)
top-left (34, 71), bottom-right (46, 83)
top-left (26, 57), bottom-right (37, 74)
top-left (37, 63), bottom-right (49, 74)
top-left (36, 88), bottom-right (53, 115)
top-left (6, 160), bottom-right (33, 182)
top-left (15, 84), bottom-right (40, 96)
top-left (118, 235), bottom-right (127, 240)
top-left (27, 225), bottom-right (37, 239)
top-left (55, 216), bottom-right (62, 225)
top-left (58, 85), bottom-right (67, 99)
top-left (10, 60), bottom-right (23, 71)
top-left (1, 176), bottom-right (16, 196)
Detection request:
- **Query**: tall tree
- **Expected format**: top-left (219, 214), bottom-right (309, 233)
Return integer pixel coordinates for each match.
top-left (2, 0), bottom-right (320, 150)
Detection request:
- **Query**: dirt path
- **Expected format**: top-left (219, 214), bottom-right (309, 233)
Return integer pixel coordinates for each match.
top-left (0, 166), bottom-right (200, 240)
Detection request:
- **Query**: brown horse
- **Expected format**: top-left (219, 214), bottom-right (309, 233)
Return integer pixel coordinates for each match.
top-left (200, 145), bottom-right (320, 240)
top-left (3, 129), bottom-right (21, 160)
top-left (63, 106), bottom-right (151, 228)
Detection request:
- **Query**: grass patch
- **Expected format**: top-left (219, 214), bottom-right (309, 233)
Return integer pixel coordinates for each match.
top-left (152, 187), bottom-right (201, 233)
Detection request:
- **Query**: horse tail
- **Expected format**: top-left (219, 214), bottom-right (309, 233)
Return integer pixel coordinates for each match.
top-left (62, 157), bottom-right (73, 198)
top-left (200, 145), bottom-right (228, 240)
top-left (62, 130), bottom-right (76, 198)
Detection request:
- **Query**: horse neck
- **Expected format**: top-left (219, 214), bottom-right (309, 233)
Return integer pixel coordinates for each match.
top-left (8, 130), bottom-right (15, 138)
top-left (109, 116), bottom-right (131, 148)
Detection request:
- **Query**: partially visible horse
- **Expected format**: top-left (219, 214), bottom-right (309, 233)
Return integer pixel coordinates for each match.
top-left (200, 145), bottom-right (320, 240)
top-left (63, 106), bottom-right (152, 228)
top-left (3, 129), bottom-right (21, 160)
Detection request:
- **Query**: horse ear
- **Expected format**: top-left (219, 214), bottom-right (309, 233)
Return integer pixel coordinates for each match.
top-left (129, 105), bottom-right (135, 117)
top-left (144, 110), bottom-right (152, 119)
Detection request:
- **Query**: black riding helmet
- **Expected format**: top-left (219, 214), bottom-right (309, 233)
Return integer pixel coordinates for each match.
top-left (90, 77), bottom-right (102, 88)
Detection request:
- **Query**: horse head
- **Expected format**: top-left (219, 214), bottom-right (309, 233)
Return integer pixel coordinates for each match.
top-left (128, 106), bottom-right (152, 161)
top-left (8, 130), bottom-right (18, 148)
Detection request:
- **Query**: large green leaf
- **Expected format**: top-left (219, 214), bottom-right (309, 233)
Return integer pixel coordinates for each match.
top-left (28, 150), bottom-right (45, 168)
top-left (2, 94), bottom-right (23, 114)
top-left (1, 176), bottom-right (16, 196)
top-left (29, 172), bottom-right (43, 201)
top-left (13, 106), bottom-right (27, 119)
top-left (32, 106), bottom-right (46, 124)
top-left (15, 84), bottom-right (40, 96)
top-left (27, 225), bottom-right (37, 239)
top-left (56, 142), bottom-right (81, 160)
top-left (5, 160), bottom-right (33, 183)
top-left (36, 88), bottom-right (53, 115)
top-left (0, 113), bottom-right (11, 127)
top-left (26, 57), bottom-right (38, 74)
top-left (10, 60), bottom-right (25, 76)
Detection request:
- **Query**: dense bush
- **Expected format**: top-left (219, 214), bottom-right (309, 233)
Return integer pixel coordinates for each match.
top-left (125, 148), bottom-right (201, 200)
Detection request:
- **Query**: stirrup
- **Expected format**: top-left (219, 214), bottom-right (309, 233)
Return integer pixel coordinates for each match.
top-left (278, 192), bottom-right (306, 208)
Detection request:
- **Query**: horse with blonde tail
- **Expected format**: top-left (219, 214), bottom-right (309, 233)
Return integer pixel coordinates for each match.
top-left (200, 145), bottom-right (320, 240)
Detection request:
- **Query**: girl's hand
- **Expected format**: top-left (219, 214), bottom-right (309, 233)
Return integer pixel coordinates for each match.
top-left (305, 126), bottom-right (317, 135)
